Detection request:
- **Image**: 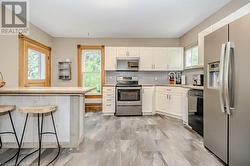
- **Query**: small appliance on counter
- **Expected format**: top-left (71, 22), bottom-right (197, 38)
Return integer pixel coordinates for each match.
top-left (115, 76), bottom-right (142, 116)
top-left (168, 72), bottom-right (176, 85)
top-left (176, 72), bottom-right (182, 84)
top-left (193, 74), bottom-right (204, 86)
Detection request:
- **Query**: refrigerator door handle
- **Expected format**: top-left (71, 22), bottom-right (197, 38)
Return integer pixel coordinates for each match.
top-left (224, 42), bottom-right (235, 115)
top-left (219, 43), bottom-right (226, 113)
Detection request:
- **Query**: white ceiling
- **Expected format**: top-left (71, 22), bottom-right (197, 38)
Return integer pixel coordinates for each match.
top-left (30, 0), bottom-right (231, 38)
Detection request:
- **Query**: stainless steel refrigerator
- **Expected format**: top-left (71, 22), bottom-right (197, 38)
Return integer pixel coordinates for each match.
top-left (204, 13), bottom-right (250, 166)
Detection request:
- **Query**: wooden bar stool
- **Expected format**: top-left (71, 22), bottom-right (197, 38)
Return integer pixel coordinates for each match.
top-left (15, 106), bottom-right (61, 166)
top-left (0, 105), bottom-right (20, 165)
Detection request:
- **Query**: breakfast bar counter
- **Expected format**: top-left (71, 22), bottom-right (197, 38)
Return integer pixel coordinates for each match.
top-left (0, 87), bottom-right (94, 149)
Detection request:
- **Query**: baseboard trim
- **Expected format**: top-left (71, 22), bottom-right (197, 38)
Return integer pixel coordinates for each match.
top-left (156, 111), bottom-right (182, 120)
top-left (102, 112), bottom-right (115, 116)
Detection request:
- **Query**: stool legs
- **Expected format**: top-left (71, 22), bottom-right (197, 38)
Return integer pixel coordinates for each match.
top-left (0, 111), bottom-right (20, 165)
top-left (47, 112), bottom-right (61, 165)
top-left (15, 114), bottom-right (29, 166)
top-left (16, 113), bottom-right (60, 166)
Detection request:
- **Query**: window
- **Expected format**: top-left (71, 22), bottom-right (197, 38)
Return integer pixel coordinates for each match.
top-left (78, 46), bottom-right (105, 96)
top-left (19, 34), bottom-right (51, 87)
top-left (27, 49), bottom-right (46, 80)
top-left (185, 45), bottom-right (199, 68)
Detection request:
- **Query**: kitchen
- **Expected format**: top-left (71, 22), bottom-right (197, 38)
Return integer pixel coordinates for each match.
top-left (0, 0), bottom-right (250, 166)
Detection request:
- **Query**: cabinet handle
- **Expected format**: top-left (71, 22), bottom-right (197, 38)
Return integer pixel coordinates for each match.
top-left (167, 94), bottom-right (169, 100)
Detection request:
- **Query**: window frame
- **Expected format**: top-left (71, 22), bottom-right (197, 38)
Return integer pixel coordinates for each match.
top-left (19, 34), bottom-right (51, 87)
top-left (77, 45), bottom-right (105, 98)
top-left (184, 45), bottom-right (199, 68)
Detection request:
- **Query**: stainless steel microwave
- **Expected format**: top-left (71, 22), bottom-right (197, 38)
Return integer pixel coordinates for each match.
top-left (116, 57), bottom-right (139, 71)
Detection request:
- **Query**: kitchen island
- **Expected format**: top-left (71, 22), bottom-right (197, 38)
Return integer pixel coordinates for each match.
top-left (0, 87), bottom-right (94, 148)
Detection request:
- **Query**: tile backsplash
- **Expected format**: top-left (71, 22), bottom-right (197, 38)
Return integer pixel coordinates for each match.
top-left (106, 68), bottom-right (204, 85)
top-left (106, 71), bottom-right (178, 85)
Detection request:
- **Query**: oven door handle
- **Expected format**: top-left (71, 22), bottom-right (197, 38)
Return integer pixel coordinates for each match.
top-left (116, 87), bottom-right (142, 90)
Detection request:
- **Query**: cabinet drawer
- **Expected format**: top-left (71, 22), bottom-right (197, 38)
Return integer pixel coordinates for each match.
top-left (103, 87), bottom-right (115, 93)
top-left (103, 93), bottom-right (115, 98)
top-left (104, 102), bottom-right (114, 107)
top-left (103, 98), bottom-right (114, 103)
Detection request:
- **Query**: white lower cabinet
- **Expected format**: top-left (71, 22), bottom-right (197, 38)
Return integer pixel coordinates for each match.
top-left (167, 93), bottom-right (183, 117)
top-left (102, 87), bottom-right (115, 115)
top-left (102, 85), bottom-right (188, 121)
top-left (142, 86), bottom-right (155, 115)
top-left (155, 87), bottom-right (188, 119)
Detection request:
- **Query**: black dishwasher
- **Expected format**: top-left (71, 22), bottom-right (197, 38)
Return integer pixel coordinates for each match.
top-left (188, 90), bottom-right (203, 136)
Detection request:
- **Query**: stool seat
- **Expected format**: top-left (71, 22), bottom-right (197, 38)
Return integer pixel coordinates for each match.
top-left (0, 105), bottom-right (16, 113)
top-left (19, 106), bottom-right (57, 114)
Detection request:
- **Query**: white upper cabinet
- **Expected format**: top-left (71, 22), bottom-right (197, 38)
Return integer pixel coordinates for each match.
top-left (139, 47), bottom-right (154, 70)
top-left (105, 47), bottom-right (117, 70)
top-left (139, 47), bottom-right (183, 71)
top-left (117, 47), bottom-right (140, 57)
top-left (127, 47), bottom-right (140, 57)
top-left (167, 47), bottom-right (184, 71)
top-left (153, 48), bottom-right (169, 71)
top-left (117, 47), bottom-right (127, 57)
top-left (105, 47), bottom-right (183, 71)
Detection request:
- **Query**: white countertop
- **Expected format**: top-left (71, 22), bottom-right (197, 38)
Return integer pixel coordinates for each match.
top-left (0, 87), bottom-right (95, 95)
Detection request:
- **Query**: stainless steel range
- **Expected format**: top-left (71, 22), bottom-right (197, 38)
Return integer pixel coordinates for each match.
top-left (115, 77), bottom-right (142, 116)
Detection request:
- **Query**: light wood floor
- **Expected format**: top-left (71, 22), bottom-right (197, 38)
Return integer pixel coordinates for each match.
top-left (0, 113), bottom-right (223, 166)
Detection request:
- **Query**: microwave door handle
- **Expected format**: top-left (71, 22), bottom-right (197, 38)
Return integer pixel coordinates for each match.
top-left (224, 42), bottom-right (235, 115)
top-left (219, 43), bottom-right (226, 113)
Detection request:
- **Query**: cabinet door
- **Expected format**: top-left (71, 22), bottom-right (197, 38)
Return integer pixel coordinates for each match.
top-left (142, 87), bottom-right (154, 113)
top-left (127, 47), bottom-right (139, 57)
top-left (139, 47), bottom-right (154, 70)
top-left (167, 47), bottom-right (184, 71)
top-left (168, 93), bottom-right (183, 116)
top-left (117, 47), bottom-right (128, 57)
top-left (155, 90), bottom-right (168, 112)
top-left (153, 48), bottom-right (168, 71)
top-left (105, 47), bottom-right (117, 70)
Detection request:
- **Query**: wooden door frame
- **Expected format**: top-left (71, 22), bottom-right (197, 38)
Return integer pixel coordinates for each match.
top-left (77, 45), bottom-right (105, 99)
top-left (19, 34), bottom-right (51, 87)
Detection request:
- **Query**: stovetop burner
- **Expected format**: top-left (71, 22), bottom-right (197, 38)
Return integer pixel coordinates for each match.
top-left (116, 76), bottom-right (141, 87)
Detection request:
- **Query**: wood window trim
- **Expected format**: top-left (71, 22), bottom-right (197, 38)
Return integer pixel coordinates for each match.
top-left (19, 34), bottom-right (51, 87)
top-left (77, 45), bottom-right (105, 99)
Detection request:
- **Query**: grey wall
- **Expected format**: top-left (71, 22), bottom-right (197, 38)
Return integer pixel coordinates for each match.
top-left (0, 24), bottom-right (53, 87)
top-left (52, 38), bottom-right (180, 87)
top-left (180, 0), bottom-right (250, 47)
top-left (180, 0), bottom-right (250, 85)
